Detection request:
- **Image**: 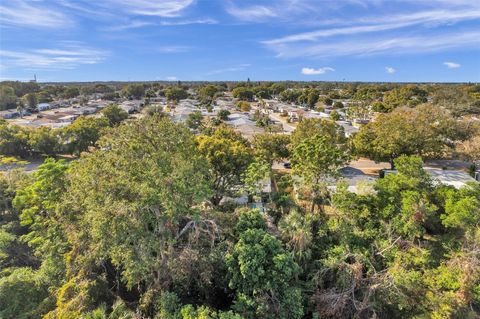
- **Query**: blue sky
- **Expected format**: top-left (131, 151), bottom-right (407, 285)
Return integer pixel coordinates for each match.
top-left (0, 0), bottom-right (479, 82)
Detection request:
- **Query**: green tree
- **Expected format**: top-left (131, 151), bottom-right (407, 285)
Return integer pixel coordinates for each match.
top-left (236, 101), bottom-right (251, 112)
top-left (9, 159), bottom-right (70, 318)
top-left (456, 134), bottom-right (480, 168)
top-left (292, 134), bottom-right (349, 212)
top-left (63, 86), bottom-right (80, 99)
top-left (13, 159), bottom-right (70, 262)
top-left (101, 104), bottom-right (129, 126)
top-left (352, 104), bottom-right (458, 168)
top-left (297, 88), bottom-right (320, 108)
top-left (121, 84), bottom-right (145, 99)
top-left (226, 210), bottom-right (303, 319)
top-left (243, 158), bottom-right (271, 199)
top-left (232, 87), bottom-right (254, 101)
top-left (217, 109), bottom-right (231, 121)
top-left (22, 93), bottom-right (38, 110)
top-left (196, 126), bottom-right (252, 205)
top-left (0, 120), bottom-right (31, 157)
top-left (269, 83), bottom-right (285, 96)
top-left (28, 126), bottom-right (60, 156)
top-left (279, 89), bottom-right (302, 104)
top-left (62, 116), bottom-right (109, 155)
top-left (329, 110), bottom-right (340, 121)
top-left (165, 86), bottom-right (188, 102)
top-left (59, 117), bottom-right (211, 308)
top-left (371, 100), bottom-right (391, 113)
top-left (145, 104), bottom-right (165, 117)
top-left (198, 85), bottom-right (218, 103)
top-left (186, 111), bottom-right (203, 130)
top-left (323, 97), bottom-right (333, 106)
top-left (333, 101), bottom-right (344, 109)
top-left (0, 268), bottom-right (51, 319)
top-left (252, 133), bottom-right (290, 164)
top-left (0, 85), bottom-right (17, 110)
top-left (291, 118), bottom-right (345, 147)
top-left (16, 99), bottom-right (26, 117)
top-left (383, 85), bottom-right (428, 110)
top-left (441, 184), bottom-right (480, 230)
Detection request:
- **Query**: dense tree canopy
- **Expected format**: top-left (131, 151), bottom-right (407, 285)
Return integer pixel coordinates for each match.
top-left (165, 86), bottom-right (188, 102)
top-left (198, 85), bottom-right (219, 103)
top-left (352, 104), bottom-right (463, 167)
top-left (62, 116), bottom-right (109, 155)
top-left (232, 87), bottom-right (254, 101)
top-left (196, 126), bottom-right (253, 205)
top-left (121, 84), bottom-right (145, 99)
top-left (291, 118), bottom-right (346, 147)
top-left (101, 104), bottom-right (129, 126)
top-left (252, 133), bottom-right (290, 164)
top-left (1, 82), bottom-right (480, 319)
top-left (0, 86), bottom-right (17, 110)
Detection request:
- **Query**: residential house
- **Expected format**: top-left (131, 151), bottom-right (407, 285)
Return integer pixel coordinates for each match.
top-left (0, 110), bottom-right (20, 119)
top-left (37, 103), bottom-right (51, 111)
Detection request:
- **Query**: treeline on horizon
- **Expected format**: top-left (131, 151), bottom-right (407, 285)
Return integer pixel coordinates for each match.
top-left (1, 80), bottom-right (480, 114)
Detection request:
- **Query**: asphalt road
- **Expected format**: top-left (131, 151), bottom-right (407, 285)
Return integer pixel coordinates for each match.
top-left (0, 159), bottom-right (44, 173)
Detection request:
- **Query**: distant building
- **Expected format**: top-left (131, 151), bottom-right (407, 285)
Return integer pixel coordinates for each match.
top-left (75, 106), bottom-right (97, 115)
top-left (327, 166), bottom-right (378, 194)
top-left (352, 118), bottom-right (370, 127)
top-left (120, 101), bottom-right (142, 114)
top-left (0, 110), bottom-right (20, 119)
top-left (58, 115), bottom-right (78, 123)
top-left (37, 103), bottom-right (51, 111)
top-left (380, 167), bottom-right (478, 189)
top-left (424, 168), bottom-right (478, 189)
top-left (336, 120), bottom-right (359, 138)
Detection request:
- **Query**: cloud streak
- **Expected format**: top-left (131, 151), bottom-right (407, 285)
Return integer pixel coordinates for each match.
top-left (301, 67), bottom-right (334, 75)
top-left (207, 64), bottom-right (251, 75)
top-left (0, 43), bottom-right (107, 70)
top-left (104, 0), bottom-right (195, 18)
top-left (443, 61), bottom-right (461, 68)
top-left (226, 4), bottom-right (277, 21)
top-left (264, 8), bottom-right (480, 45)
top-left (0, 0), bottom-right (72, 28)
top-left (385, 67), bottom-right (396, 74)
top-left (1, 0), bottom-right (202, 30)
top-left (266, 31), bottom-right (480, 58)
top-left (262, 2), bottom-right (480, 59)
top-left (155, 46), bottom-right (191, 53)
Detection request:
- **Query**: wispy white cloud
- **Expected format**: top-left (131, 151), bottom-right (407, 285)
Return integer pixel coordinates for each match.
top-left (166, 76), bottom-right (177, 80)
top-left (264, 23), bottom-right (408, 45)
top-left (266, 31), bottom-right (480, 58)
top-left (207, 64), bottom-right (251, 75)
top-left (261, 1), bottom-right (480, 59)
top-left (0, 0), bottom-right (72, 28)
top-left (104, 20), bottom-right (157, 31)
top-left (264, 8), bottom-right (480, 45)
top-left (385, 66), bottom-right (396, 74)
top-left (107, 18), bottom-right (217, 31)
top-left (0, 43), bottom-right (107, 70)
top-left (155, 46), bottom-right (191, 53)
top-left (104, 0), bottom-right (195, 17)
top-left (225, 0), bottom-right (339, 23)
top-left (159, 18), bottom-right (217, 26)
top-left (226, 4), bottom-right (277, 21)
top-left (301, 67), bottom-right (334, 75)
top-left (443, 61), bottom-right (461, 68)
top-left (0, 0), bottom-right (200, 30)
